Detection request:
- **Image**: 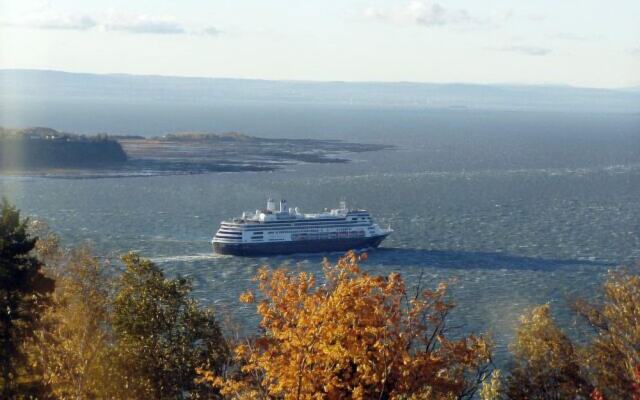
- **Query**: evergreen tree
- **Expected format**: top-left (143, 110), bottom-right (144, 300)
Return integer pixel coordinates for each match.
top-left (0, 199), bottom-right (55, 398)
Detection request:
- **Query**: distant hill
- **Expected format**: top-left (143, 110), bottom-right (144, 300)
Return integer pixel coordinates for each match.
top-left (0, 127), bottom-right (127, 169)
top-left (1, 69), bottom-right (639, 113)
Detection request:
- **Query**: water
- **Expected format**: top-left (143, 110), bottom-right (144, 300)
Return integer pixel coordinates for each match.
top-left (1, 105), bottom-right (639, 364)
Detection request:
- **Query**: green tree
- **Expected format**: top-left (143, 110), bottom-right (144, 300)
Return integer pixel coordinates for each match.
top-left (111, 252), bottom-right (229, 399)
top-left (0, 199), bottom-right (55, 398)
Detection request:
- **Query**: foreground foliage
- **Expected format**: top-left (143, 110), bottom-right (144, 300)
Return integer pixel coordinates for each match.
top-left (34, 245), bottom-right (113, 399)
top-left (506, 304), bottom-right (592, 399)
top-left (3, 201), bottom-right (640, 399)
top-left (200, 252), bottom-right (493, 400)
top-left (576, 267), bottom-right (640, 400)
top-left (34, 249), bottom-right (230, 399)
top-left (0, 199), bottom-right (55, 398)
top-left (5, 209), bottom-right (229, 399)
top-left (506, 266), bottom-right (640, 400)
top-left (111, 253), bottom-right (229, 399)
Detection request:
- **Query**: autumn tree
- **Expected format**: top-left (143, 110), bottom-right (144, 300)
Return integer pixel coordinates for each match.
top-left (505, 304), bottom-right (592, 399)
top-left (111, 252), bottom-right (229, 399)
top-left (504, 265), bottom-right (640, 400)
top-left (0, 199), bottom-right (55, 398)
top-left (573, 266), bottom-right (640, 400)
top-left (479, 369), bottom-right (504, 400)
top-left (25, 221), bottom-right (231, 399)
top-left (29, 219), bottom-right (64, 276)
top-left (32, 244), bottom-right (114, 399)
top-left (200, 251), bottom-right (493, 400)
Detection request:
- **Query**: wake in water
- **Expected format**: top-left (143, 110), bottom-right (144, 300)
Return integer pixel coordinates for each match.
top-left (149, 253), bottom-right (232, 263)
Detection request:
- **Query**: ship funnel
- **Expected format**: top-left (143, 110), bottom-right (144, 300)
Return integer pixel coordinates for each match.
top-left (280, 199), bottom-right (287, 212)
top-left (267, 198), bottom-right (275, 212)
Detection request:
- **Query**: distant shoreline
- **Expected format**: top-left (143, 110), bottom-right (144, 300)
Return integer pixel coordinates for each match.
top-left (2, 69), bottom-right (639, 114)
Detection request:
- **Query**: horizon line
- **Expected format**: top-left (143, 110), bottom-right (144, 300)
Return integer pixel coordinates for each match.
top-left (2, 67), bottom-right (638, 91)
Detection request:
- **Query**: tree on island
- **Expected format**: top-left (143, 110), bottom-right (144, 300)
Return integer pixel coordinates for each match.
top-left (0, 199), bottom-right (55, 398)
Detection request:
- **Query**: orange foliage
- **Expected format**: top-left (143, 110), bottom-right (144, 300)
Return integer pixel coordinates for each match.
top-left (199, 251), bottom-right (492, 400)
top-left (591, 388), bottom-right (605, 400)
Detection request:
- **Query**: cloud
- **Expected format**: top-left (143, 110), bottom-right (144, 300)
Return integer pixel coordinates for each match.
top-left (523, 13), bottom-right (546, 22)
top-left (1, 11), bottom-right (219, 35)
top-left (493, 10), bottom-right (545, 24)
top-left (365, 3), bottom-right (547, 30)
top-left (3, 13), bottom-right (98, 30)
top-left (202, 26), bottom-right (221, 36)
top-left (548, 32), bottom-right (601, 42)
top-left (364, 1), bottom-right (480, 28)
top-left (499, 45), bottom-right (551, 56)
top-left (102, 14), bottom-right (186, 34)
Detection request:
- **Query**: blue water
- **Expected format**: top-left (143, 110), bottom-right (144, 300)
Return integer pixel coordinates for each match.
top-left (1, 105), bottom-right (639, 363)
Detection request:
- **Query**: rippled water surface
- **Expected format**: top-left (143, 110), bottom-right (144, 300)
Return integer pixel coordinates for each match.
top-left (1, 108), bottom-right (639, 364)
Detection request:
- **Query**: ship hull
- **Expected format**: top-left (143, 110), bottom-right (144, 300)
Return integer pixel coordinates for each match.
top-left (213, 234), bottom-right (389, 256)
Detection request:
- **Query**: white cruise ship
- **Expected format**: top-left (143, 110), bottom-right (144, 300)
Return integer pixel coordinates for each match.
top-left (212, 199), bottom-right (392, 256)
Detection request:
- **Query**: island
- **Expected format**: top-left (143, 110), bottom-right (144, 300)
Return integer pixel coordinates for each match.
top-left (0, 127), bottom-right (393, 177)
top-left (0, 127), bottom-right (127, 169)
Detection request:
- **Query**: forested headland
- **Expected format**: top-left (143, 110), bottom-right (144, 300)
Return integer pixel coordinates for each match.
top-left (1, 200), bottom-right (639, 399)
top-left (0, 127), bottom-right (127, 169)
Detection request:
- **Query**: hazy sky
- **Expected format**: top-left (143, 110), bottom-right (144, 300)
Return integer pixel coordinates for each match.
top-left (1, 0), bottom-right (639, 88)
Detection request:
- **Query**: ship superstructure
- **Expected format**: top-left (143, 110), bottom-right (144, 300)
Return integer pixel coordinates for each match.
top-left (212, 199), bottom-right (392, 256)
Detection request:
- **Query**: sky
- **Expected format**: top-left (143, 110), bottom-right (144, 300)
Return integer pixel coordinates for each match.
top-left (0, 0), bottom-right (639, 88)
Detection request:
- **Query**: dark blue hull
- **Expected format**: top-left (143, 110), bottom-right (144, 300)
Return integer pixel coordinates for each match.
top-left (213, 234), bottom-right (388, 256)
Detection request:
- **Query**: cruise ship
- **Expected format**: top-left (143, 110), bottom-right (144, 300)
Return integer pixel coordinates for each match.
top-left (212, 199), bottom-right (392, 256)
